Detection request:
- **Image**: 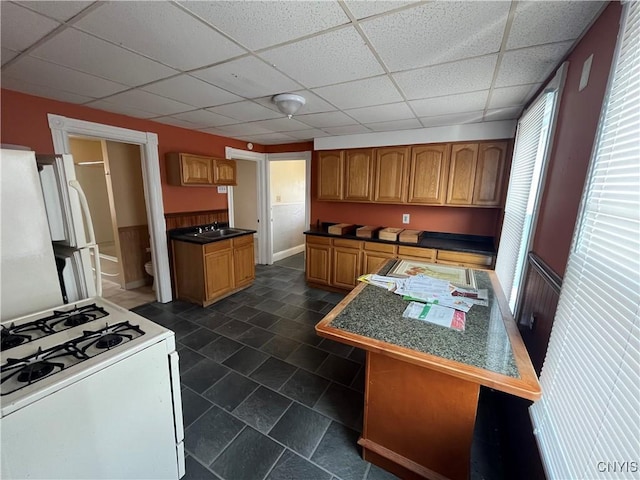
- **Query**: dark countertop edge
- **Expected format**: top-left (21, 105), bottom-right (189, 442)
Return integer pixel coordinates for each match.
top-left (169, 226), bottom-right (256, 245)
top-left (304, 227), bottom-right (496, 255)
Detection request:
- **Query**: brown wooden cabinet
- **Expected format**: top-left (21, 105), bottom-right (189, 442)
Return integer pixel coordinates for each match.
top-left (343, 149), bottom-right (374, 201)
top-left (204, 243), bottom-right (234, 300)
top-left (332, 239), bottom-right (363, 289)
top-left (435, 249), bottom-right (493, 269)
top-left (398, 245), bottom-right (436, 262)
top-left (362, 242), bottom-right (397, 274)
top-left (473, 142), bottom-right (507, 206)
top-left (166, 153), bottom-right (236, 186)
top-left (446, 144), bottom-right (479, 205)
top-left (317, 151), bottom-right (343, 200)
top-left (374, 147), bottom-right (409, 203)
top-left (305, 236), bottom-right (332, 285)
top-left (407, 144), bottom-right (450, 204)
top-left (232, 235), bottom-right (255, 288)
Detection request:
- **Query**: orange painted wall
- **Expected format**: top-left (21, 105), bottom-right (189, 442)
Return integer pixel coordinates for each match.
top-left (533, 2), bottom-right (621, 276)
top-left (0, 88), bottom-right (306, 214)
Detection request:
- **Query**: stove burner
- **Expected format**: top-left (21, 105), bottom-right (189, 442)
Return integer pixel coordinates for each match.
top-left (96, 334), bottom-right (123, 349)
top-left (1, 334), bottom-right (26, 350)
top-left (64, 313), bottom-right (91, 327)
top-left (16, 361), bottom-right (56, 383)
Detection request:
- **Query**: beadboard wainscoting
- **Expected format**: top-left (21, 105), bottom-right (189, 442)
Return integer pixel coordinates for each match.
top-left (165, 209), bottom-right (230, 231)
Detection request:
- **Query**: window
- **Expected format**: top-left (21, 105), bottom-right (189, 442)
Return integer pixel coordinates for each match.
top-left (530, 2), bottom-right (640, 478)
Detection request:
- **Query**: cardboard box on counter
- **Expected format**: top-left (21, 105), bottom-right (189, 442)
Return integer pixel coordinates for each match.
top-left (356, 226), bottom-right (382, 238)
top-left (328, 223), bottom-right (356, 235)
top-left (378, 227), bottom-right (404, 241)
top-left (399, 229), bottom-right (423, 244)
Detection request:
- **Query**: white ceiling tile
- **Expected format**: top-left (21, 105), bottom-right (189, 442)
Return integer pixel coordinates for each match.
top-left (294, 111), bottom-right (357, 128)
top-left (215, 123), bottom-right (275, 136)
top-left (394, 55), bottom-right (498, 100)
top-left (85, 99), bottom-right (158, 119)
top-left (172, 110), bottom-right (239, 128)
top-left (180, 1), bottom-right (349, 51)
top-left (410, 91), bottom-right (489, 117)
top-left (484, 107), bottom-right (523, 122)
top-left (101, 90), bottom-right (193, 116)
top-left (1, 48), bottom-right (19, 66)
top-left (261, 27), bottom-right (385, 88)
top-left (361, 2), bottom-right (509, 72)
top-left (237, 133), bottom-right (298, 145)
top-left (207, 101), bottom-right (283, 122)
top-left (142, 75), bottom-right (242, 108)
top-left (17, 1), bottom-right (93, 22)
top-left (313, 76), bottom-right (403, 110)
top-left (2, 56), bottom-right (128, 98)
top-left (248, 118), bottom-right (310, 132)
top-left (74, 2), bottom-right (245, 70)
top-left (343, 1), bottom-right (418, 20)
top-left (30, 29), bottom-right (177, 87)
top-left (0, 76), bottom-right (93, 104)
top-left (419, 111), bottom-right (485, 127)
top-left (152, 116), bottom-right (200, 130)
top-left (489, 84), bottom-right (541, 109)
top-left (507, 1), bottom-right (605, 50)
top-left (0, 2), bottom-right (60, 51)
top-left (496, 42), bottom-right (573, 88)
top-left (345, 102), bottom-right (414, 123)
top-left (285, 128), bottom-right (331, 140)
top-left (323, 125), bottom-right (372, 135)
top-left (253, 90), bottom-right (336, 115)
top-left (364, 118), bottom-right (423, 132)
top-left (192, 57), bottom-right (301, 98)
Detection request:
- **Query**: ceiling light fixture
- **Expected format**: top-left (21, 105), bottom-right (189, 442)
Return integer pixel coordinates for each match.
top-left (272, 93), bottom-right (306, 119)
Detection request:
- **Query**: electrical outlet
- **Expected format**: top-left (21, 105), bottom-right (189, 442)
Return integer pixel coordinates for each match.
top-left (402, 213), bottom-right (410, 224)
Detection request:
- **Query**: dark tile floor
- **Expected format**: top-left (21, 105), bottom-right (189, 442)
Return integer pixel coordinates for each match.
top-left (132, 253), bottom-right (505, 480)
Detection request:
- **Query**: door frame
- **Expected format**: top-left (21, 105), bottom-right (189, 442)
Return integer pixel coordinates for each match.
top-left (48, 114), bottom-right (172, 303)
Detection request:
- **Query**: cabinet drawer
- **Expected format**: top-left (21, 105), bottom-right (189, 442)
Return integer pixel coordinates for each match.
top-left (306, 235), bottom-right (331, 246)
top-left (204, 239), bottom-right (232, 254)
top-left (333, 238), bottom-right (362, 249)
top-left (364, 242), bottom-right (397, 254)
top-left (398, 246), bottom-right (436, 260)
top-left (436, 250), bottom-right (493, 267)
top-left (232, 234), bottom-right (253, 247)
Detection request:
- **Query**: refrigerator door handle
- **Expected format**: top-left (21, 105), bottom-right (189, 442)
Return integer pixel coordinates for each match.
top-left (68, 180), bottom-right (102, 296)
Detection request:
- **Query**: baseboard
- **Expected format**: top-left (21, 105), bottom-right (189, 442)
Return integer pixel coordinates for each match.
top-left (273, 245), bottom-right (304, 262)
top-left (124, 279), bottom-right (147, 290)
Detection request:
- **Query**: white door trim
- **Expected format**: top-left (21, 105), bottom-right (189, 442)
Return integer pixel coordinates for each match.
top-left (225, 147), bottom-right (267, 264)
top-left (48, 114), bottom-right (172, 303)
top-left (265, 151), bottom-right (312, 265)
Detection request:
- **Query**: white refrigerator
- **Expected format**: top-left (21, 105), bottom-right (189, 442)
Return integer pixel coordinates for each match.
top-left (1, 149), bottom-right (99, 321)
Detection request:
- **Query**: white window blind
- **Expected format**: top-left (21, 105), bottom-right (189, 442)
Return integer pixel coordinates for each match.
top-left (530, 2), bottom-right (640, 479)
top-left (495, 91), bottom-right (555, 312)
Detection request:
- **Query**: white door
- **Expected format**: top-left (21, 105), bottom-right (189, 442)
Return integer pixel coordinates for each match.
top-left (231, 160), bottom-right (259, 261)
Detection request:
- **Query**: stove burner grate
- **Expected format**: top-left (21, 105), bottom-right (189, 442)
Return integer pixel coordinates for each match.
top-left (16, 361), bottom-right (57, 383)
top-left (63, 313), bottom-right (92, 327)
top-left (1, 332), bottom-right (28, 350)
top-left (96, 334), bottom-right (123, 349)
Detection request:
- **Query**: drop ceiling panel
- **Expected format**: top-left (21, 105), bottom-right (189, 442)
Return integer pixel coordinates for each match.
top-left (484, 107), bottom-right (522, 121)
top-left (285, 128), bottom-right (331, 140)
top-left (248, 117), bottom-right (310, 132)
top-left (74, 1), bottom-right (245, 70)
top-left (394, 55), bottom-right (497, 100)
top-left (507, 1), bottom-right (605, 50)
top-left (30, 29), bottom-right (177, 87)
top-left (420, 111), bottom-right (485, 127)
top-left (2, 56), bottom-right (128, 98)
top-left (172, 109), bottom-right (239, 128)
top-left (142, 75), bottom-right (242, 108)
top-left (345, 102), bottom-right (414, 123)
top-left (361, 1), bottom-right (509, 72)
top-left (496, 42), bottom-right (573, 88)
top-left (489, 84), bottom-right (540, 109)
top-left (254, 90), bottom-right (336, 115)
top-left (215, 123), bottom-right (275, 136)
top-left (294, 111), bottom-right (358, 128)
top-left (0, 76), bottom-right (93, 104)
top-left (99, 90), bottom-right (193, 116)
top-left (1, 3), bottom-right (60, 51)
top-left (16, 1), bottom-right (94, 22)
top-left (313, 76), bottom-right (403, 110)
top-left (1, 48), bottom-right (19, 66)
top-left (261, 27), bottom-right (385, 88)
top-left (322, 124), bottom-right (372, 135)
top-left (207, 101), bottom-right (283, 122)
top-left (364, 118), bottom-right (423, 132)
top-left (410, 91), bottom-right (489, 117)
top-left (192, 56), bottom-right (301, 98)
top-left (85, 99), bottom-right (158, 119)
top-left (343, 1), bottom-right (417, 20)
top-left (153, 116), bottom-right (199, 129)
top-left (181, 1), bottom-right (350, 51)
top-left (238, 132), bottom-right (298, 145)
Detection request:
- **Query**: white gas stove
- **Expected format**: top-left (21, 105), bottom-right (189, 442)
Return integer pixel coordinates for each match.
top-left (0, 297), bottom-right (185, 479)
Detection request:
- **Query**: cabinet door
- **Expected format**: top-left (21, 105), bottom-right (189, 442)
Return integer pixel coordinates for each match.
top-left (306, 240), bottom-right (332, 285)
top-left (446, 144), bottom-right (479, 205)
top-left (374, 147), bottom-right (409, 203)
top-left (233, 236), bottom-right (255, 288)
top-left (212, 159), bottom-right (237, 186)
top-left (408, 144), bottom-right (450, 204)
top-left (317, 151), bottom-right (344, 200)
top-left (362, 251), bottom-right (395, 274)
top-left (204, 249), bottom-right (234, 300)
top-left (343, 149), bottom-right (374, 201)
top-left (472, 142), bottom-right (507, 206)
top-left (332, 247), bottom-right (361, 289)
top-left (181, 154), bottom-right (213, 185)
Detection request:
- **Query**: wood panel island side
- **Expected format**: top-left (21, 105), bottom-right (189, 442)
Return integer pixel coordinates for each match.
top-left (315, 260), bottom-right (540, 480)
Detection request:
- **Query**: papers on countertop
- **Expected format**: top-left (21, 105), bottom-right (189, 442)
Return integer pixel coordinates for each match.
top-left (403, 302), bottom-right (466, 331)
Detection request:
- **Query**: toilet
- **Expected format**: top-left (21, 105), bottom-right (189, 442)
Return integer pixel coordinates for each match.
top-left (144, 260), bottom-right (155, 291)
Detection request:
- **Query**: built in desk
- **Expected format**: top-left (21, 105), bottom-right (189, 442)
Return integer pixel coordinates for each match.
top-left (315, 260), bottom-right (540, 480)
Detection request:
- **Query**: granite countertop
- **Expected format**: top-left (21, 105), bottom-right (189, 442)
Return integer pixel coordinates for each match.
top-left (169, 223), bottom-right (256, 245)
top-left (324, 261), bottom-right (519, 379)
top-left (304, 224), bottom-right (496, 255)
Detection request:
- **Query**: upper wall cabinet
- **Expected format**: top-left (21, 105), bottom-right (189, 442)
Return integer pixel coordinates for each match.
top-left (166, 153), bottom-right (236, 186)
top-left (317, 150), bottom-right (344, 200)
top-left (374, 147), bottom-right (409, 203)
top-left (473, 142), bottom-right (508, 206)
top-left (344, 149), bottom-right (374, 201)
top-left (408, 144), bottom-right (450, 205)
top-left (447, 144), bottom-right (479, 205)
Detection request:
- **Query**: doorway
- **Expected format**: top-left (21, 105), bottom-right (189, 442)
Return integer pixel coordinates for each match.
top-left (231, 159), bottom-right (259, 261)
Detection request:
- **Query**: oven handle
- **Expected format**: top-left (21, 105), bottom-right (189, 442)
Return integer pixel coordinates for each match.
top-left (69, 179), bottom-right (102, 297)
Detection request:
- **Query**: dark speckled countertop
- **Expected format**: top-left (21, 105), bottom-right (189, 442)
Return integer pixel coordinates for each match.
top-left (304, 224), bottom-right (496, 255)
top-left (324, 261), bottom-right (519, 379)
top-left (169, 223), bottom-right (256, 245)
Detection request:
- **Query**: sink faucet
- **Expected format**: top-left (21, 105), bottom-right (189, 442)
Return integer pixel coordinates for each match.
top-left (213, 221), bottom-right (219, 230)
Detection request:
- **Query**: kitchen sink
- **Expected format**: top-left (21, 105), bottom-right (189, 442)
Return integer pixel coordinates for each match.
top-left (186, 228), bottom-right (244, 239)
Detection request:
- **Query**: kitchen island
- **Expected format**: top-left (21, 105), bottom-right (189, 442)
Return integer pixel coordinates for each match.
top-left (315, 260), bottom-right (540, 480)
